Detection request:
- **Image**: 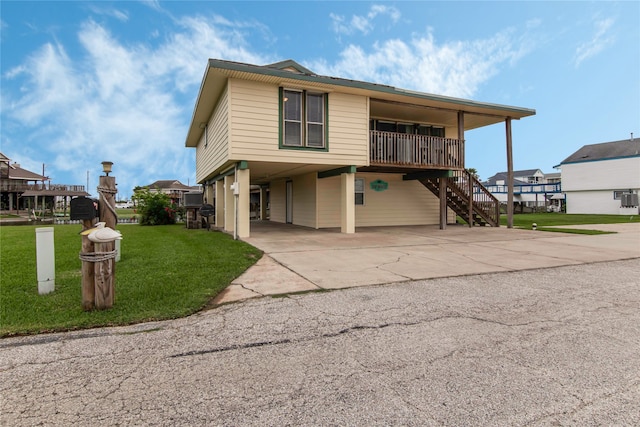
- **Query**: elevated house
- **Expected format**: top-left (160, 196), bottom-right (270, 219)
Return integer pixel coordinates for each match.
top-left (185, 59), bottom-right (535, 238)
top-left (557, 137), bottom-right (640, 214)
top-left (1, 152), bottom-right (89, 214)
top-left (483, 169), bottom-right (563, 212)
top-left (144, 180), bottom-right (201, 206)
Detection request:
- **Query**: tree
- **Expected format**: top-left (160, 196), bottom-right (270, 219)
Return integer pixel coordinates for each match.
top-left (466, 168), bottom-right (480, 181)
top-left (134, 188), bottom-right (177, 225)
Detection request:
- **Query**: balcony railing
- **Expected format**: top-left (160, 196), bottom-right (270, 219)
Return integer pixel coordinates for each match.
top-left (483, 183), bottom-right (562, 194)
top-left (370, 131), bottom-right (464, 169)
top-left (0, 182), bottom-right (86, 193)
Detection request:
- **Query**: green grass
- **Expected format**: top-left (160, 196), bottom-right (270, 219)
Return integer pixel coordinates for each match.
top-left (500, 213), bottom-right (639, 230)
top-left (535, 227), bottom-right (614, 235)
top-left (0, 224), bottom-right (262, 336)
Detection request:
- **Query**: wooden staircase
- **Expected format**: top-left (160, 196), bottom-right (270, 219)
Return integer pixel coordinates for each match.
top-left (419, 170), bottom-right (500, 227)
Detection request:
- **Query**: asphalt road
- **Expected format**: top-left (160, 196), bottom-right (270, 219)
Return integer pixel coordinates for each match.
top-left (2, 259), bottom-right (639, 426)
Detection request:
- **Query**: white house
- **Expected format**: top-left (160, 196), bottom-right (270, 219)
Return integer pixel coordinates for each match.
top-left (483, 169), bottom-right (563, 212)
top-left (558, 137), bottom-right (640, 215)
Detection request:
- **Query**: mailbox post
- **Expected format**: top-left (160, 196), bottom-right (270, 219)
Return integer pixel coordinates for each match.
top-left (71, 196), bottom-right (98, 310)
top-left (71, 161), bottom-right (118, 311)
top-left (96, 161), bottom-right (117, 310)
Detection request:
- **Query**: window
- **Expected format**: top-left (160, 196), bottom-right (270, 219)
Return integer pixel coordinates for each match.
top-left (370, 120), bottom-right (444, 137)
top-left (282, 89), bottom-right (327, 149)
top-left (355, 178), bottom-right (365, 205)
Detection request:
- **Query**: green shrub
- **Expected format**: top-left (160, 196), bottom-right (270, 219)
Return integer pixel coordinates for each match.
top-left (134, 189), bottom-right (177, 225)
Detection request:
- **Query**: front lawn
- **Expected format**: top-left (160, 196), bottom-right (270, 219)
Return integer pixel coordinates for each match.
top-left (0, 224), bottom-right (262, 336)
top-left (500, 213), bottom-right (639, 230)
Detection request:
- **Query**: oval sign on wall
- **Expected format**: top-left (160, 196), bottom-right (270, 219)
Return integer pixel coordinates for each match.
top-left (370, 179), bottom-right (388, 192)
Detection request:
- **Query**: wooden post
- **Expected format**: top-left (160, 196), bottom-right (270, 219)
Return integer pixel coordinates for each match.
top-left (468, 172), bottom-right (474, 227)
top-left (506, 118), bottom-right (514, 229)
top-left (439, 177), bottom-right (448, 230)
top-left (94, 242), bottom-right (114, 309)
top-left (97, 174), bottom-right (117, 309)
top-left (81, 219), bottom-right (96, 311)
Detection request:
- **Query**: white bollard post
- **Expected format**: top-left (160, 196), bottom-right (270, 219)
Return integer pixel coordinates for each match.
top-left (115, 238), bottom-right (121, 262)
top-left (35, 227), bottom-right (55, 294)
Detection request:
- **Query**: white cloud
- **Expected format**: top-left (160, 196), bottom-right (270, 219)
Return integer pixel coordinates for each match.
top-left (1, 16), bottom-right (269, 194)
top-left (331, 4), bottom-right (401, 36)
top-left (87, 5), bottom-right (129, 22)
top-left (574, 17), bottom-right (615, 67)
top-left (309, 28), bottom-right (526, 98)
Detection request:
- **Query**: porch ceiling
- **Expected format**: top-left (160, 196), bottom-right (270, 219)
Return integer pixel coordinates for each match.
top-left (209, 162), bottom-right (357, 186)
top-left (369, 99), bottom-right (515, 130)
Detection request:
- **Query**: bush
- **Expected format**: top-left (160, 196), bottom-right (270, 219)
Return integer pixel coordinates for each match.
top-left (134, 189), bottom-right (177, 225)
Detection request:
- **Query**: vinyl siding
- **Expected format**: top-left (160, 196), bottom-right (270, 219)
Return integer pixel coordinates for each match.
top-left (317, 173), bottom-right (441, 228)
top-left (196, 85), bottom-right (229, 183)
top-left (228, 79), bottom-right (369, 165)
top-left (562, 157), bottom-right (640, 191)
top-left (565, 190), bottom-right (639, 215)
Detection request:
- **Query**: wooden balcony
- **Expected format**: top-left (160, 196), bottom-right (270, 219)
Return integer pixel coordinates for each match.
top-left (0, 182), bottom-right (86, 193)
top-left (369, 130), bottom-right (464, 170)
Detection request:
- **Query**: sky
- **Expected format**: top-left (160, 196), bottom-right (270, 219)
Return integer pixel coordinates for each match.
top-left (1, 1), bottom-right (639, 199)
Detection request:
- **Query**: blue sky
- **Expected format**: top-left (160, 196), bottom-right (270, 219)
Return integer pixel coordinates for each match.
top-left (2, 1), bottom-right (638, 199)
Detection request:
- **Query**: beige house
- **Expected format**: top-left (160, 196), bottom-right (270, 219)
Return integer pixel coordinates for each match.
top-left (144, 180), bottom-right (201, 206)
top-left (185, 59), bottom-right (535, 238)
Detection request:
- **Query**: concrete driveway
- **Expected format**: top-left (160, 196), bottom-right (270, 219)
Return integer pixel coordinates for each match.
top-left (215, 222), bottom-right (640, 303)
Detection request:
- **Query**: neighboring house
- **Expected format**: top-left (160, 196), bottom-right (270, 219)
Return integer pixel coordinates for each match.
top-left (184, 59), bottom-right (535, 238)
top-left (1, 152), bottom-right (89, 213)
top-left (144, 180), bottom-right (201, 206)
top-left (558, 137), bottom-right (640, 215)
top-left (483, 169), bottom-right (563, 212)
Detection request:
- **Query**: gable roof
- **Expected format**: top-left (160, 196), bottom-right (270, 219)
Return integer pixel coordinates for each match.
top-left (560, 138), bottom-right (640, 165)
top-left (265, 60), bottom-right (315, 75)
top-left (185, 58), bottom-right (536, 147)
top-left (7, 164), bottom-right (47, 181)
top-left (483, 173), bottom-right (529, 186)
top-left (146, 180), bottom-right (193, 190)
top-left (483, 169), bottom-right (544, 185)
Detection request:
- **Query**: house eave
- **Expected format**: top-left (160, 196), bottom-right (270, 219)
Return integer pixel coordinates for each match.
top-left (185, 58), bottom-right (536, 148)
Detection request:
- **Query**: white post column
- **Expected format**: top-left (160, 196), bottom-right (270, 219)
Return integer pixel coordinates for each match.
top-left (236, 168), bottom-right (250, 238)
top-left (341, 172), bottom-right (355, 234)
top-left (224, 175), bottom-right (234, 234)
top-left (215, 180), bottom-right (225, 229)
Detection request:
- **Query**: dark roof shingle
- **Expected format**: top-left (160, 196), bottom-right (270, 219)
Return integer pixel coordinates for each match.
top-left (561, 138), bottom-right (640, 164)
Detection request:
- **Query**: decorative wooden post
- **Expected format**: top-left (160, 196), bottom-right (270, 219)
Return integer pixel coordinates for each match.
top-left (96, 161), bottom-right (118, 310)
top-left (81, 218), bottom-right (96, 310)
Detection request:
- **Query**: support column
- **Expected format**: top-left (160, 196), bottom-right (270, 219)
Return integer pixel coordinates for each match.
top-left (340, 172), bottom-right (355, 234)
top-left (260, 186), bottom-right (268, 220)
top-left (458, 110), bottom-right (473, 227)
top-left (215, 180), bottom-right (225, 229)
top-left (439, 177), bottom-right (448, 230)
top-left (204, 183), bottom-right (214, 206)
top-left (224, 175), bottom-right (234, 234)
top-left (506, 117), bottom-right (514, 229)
top-left (236, 168), bottom-right (250, 239)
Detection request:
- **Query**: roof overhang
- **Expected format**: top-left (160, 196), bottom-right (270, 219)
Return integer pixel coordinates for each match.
top-left (185, 59), bottom-right (536, 147)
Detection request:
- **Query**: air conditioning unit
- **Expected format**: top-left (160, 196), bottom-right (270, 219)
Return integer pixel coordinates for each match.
top-left (621, 193), bottom-right (639, 207)
top-left (184, 192), bottom-right (203, 208)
